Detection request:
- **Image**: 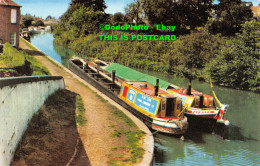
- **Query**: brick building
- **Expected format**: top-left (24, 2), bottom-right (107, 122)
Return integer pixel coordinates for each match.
top-left (0, 0), bottom-right (21, 48)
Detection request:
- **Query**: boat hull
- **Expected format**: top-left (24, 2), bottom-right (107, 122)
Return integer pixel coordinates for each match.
top-left (152, 117), bottom-right (188, 135)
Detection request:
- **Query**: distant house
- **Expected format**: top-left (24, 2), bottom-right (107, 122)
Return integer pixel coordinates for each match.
top-left (0, 0), bottom-right (21, 48)
top-left (251, 5), bottom-right (260, 17)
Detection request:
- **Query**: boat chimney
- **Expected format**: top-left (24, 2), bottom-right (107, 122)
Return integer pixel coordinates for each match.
top-left (154, 79), bottom-right (159, 96)
top-left (188, 78), bottom-right (192, 95)
top-left (97, 63), bottom-right (100, 74)
top-left (112, 70), bottom-right (116, 84)
top-left (84, 61), bottom-right (88, 72)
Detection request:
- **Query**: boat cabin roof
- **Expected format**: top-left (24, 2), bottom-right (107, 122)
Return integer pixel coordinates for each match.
top-left (125, 81), bottom-right (171, 98)
top-left (168, 88), bottom-right (213, 98)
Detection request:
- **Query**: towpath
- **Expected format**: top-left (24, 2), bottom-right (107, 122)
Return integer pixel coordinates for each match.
top-left (19, 39), bottom-right (153, 166)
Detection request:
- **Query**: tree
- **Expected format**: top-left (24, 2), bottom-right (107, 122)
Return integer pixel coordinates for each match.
top-left (111, 12), bottom-right (126, 25)
top-left (33, 20), bottom-right (45, 26)
top-left (208, 0), bottom-right (253, 36)
top-left (173, 28), bottom-right (225, 80)
top-left (142, 0), bottom-right (213, 30)
top-left (71, 0), bottom-right (106, 12)
top-left (209, 20), bottom-right (260, 91)
top-left (46, 15), bottom-right (52, 21)
top-left (20, 15), bottom-right (34, 28)
top-left (125, 0), bottom-right (143, 24)
top-left (66, 6), bottom-right (106, 37)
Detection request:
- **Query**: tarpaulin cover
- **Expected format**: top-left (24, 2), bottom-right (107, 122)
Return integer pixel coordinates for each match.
top-left (104, 63), bottom-right (173, 90)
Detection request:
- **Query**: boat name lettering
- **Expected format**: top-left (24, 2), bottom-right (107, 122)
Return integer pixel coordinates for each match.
top-left (135, 93), bottom-right (158, 115)
top-left (127, 88), bottom-right (136, 103)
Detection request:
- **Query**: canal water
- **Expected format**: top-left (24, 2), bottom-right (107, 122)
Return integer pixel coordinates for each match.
top-left (30, 32), bottom-right (260, 166)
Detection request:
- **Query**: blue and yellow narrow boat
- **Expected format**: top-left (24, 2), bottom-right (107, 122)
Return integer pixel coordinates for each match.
top-left (120, 80), bottom-right (188, 135)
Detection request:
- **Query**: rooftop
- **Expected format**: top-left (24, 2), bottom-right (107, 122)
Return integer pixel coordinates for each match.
top-left (0, 0), bottom-right (21, 7)
top-left (251, 5), bottom-right (260, 17)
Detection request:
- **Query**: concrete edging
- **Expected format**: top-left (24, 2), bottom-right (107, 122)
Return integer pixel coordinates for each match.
top-left (0, 76), bottom-right (63, 88)
top-left (21, 37), bottom-right (154, 166)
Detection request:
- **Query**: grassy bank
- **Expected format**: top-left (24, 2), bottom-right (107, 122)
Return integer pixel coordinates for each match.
top-left (0, 42), bottom-right (50, 77)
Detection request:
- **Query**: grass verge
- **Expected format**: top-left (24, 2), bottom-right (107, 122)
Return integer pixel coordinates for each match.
top-left (107, 104), bottom-right (144, 165)
top-left (0, 42), bottom-right (50, 76)
top-left (75, 94), bottom-right (86, 126)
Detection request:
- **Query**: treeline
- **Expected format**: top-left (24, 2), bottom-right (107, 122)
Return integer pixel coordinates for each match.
top-left (53, 0), bottom-right (259, 92)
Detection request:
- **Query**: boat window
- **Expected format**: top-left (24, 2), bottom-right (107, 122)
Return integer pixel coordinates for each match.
top-left (199, 96), bottom-right (204, 108)
top-left (194, 96), bottom-right (200, 108)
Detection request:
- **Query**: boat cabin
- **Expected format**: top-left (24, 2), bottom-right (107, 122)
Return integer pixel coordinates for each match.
top-left (120, 81), bottom-right (183, 119)
top-left (167, 88), bottom-right (215, 109)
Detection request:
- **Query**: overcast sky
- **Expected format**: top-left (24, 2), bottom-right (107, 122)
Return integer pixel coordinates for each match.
top-left (14, 0), bottom-right (260, 19)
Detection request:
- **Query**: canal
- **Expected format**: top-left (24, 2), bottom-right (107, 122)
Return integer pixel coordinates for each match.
top-left (30, 32), bottom-right (260, 166)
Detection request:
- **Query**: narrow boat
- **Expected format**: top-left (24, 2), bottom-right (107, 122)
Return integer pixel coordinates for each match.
top-left (69, 57), bottom-right (188, 135)
top-left (167, 82), bottom-right (230, 126)
top-left (103, 62), bottom-right (230, 130)
top-left (120, 80), bottom-right (188, 135)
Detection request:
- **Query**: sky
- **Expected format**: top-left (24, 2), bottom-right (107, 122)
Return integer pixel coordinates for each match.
top-left (14, 0), bottom-right (260, 19)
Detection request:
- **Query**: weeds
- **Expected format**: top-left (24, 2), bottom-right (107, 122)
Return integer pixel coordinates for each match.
top-left (109, 105), bottom-right (137, 128)
top-left (110, 129), bottom-right (145, 164)
top-left (95, 93), bottom-right (108, 102)
top-left (75, 95), bottom-right (86, 126)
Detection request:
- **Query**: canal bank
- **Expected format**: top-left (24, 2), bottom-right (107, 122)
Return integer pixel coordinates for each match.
top-left (30, 33), bottom-right (260, 166)
top-left (19, 37), bottom-right (154, 166)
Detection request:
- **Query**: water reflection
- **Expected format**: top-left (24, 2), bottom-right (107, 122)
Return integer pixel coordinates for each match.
top-left (53, 42), bottom-right (82, 67)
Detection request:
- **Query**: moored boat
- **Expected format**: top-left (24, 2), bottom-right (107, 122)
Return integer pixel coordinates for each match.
top-left (69, 57), bottom-right (188, 135)
top-left (120, 80), bottom-right (188, 135)
top-left (167, 84), bottom-right (230, 126)
top-left (103, 62), bottom-right (230, 128)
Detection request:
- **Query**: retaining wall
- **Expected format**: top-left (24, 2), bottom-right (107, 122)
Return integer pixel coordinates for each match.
top-left (0, 76), bottom-right (65, 166)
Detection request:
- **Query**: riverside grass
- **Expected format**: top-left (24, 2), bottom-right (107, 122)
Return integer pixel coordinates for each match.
top-left (0, 42), bottom-right (50, 76)
top-left (0, 43), bottom-right (25, 68)
top-left (75, 94), bottom-right (86, 126)
top-left (93, 89), bottom-right (145, 165)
